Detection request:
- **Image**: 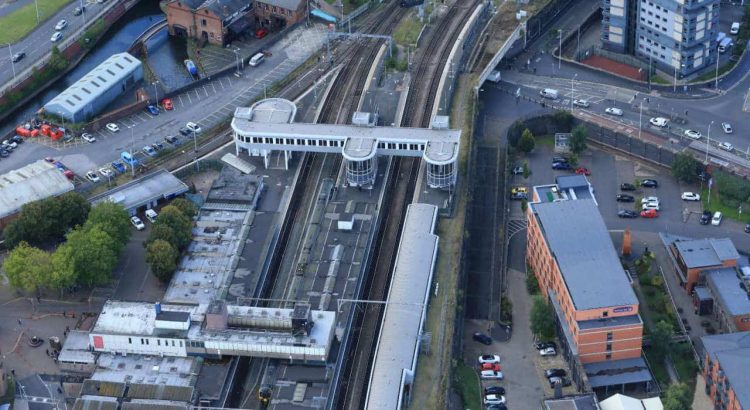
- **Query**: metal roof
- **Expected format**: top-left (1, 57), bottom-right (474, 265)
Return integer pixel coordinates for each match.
top-left (90, 170), bottom-right (188, 212)
top-left (672, 238), bottom-right (739, 268)
top-left (0, 160), bottom-right (74, 219)
top-left (701, 332), bottom-right (750, 409)
top-left (583, 357), bottom-right (652, 388)
top-left (44, 53), bottom-right (141, 117)
top-left (543, 394), bottom-right (600, 410)
top-left (92, 354), bottom-right (199, 387)
top-left (365, 204), bottom-right (439, 410)
top-left (706, 268), bottom-right (750, 316)
top-left (531, 199), bottom-right (638, 310)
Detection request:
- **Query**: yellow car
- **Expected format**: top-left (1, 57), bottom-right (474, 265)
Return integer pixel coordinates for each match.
top-left (511, 186), bottom-right (528, 194)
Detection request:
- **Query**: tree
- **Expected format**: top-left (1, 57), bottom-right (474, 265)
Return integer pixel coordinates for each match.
top-left (50, 244), bottom-right (79, 291)
top-left (508, 120), bottom-right (526, 147)
top-left (518, 129), bottom-right (536, 153)
top-left (155, 205), bottom-right (193, 251)
top-left (663, 383), bottom-right (691, 410)
top-left (146, 240), bottom-right (179, 282)
top-left (651, 320), bottom-right (673, 358)
top-left (671, 152), bottom-right (702, 184)
top-left (145, 224), bottom-right (178, 248)
top-left (530, 295), bottom-right (555, 339)
top-left (56, 192), bottom-right (90, 232)
top-left (84, 202), bottom-right (131, 253)
top-left (3, 219), bottom-right (27, 249)
top-left (170, 198), bottom-right (197, 219)
top-left (2, 242), bottom-right (51, 293)
top-left (569, 124), bottom-right (588, 154)
top-left (526, 273), bottom-right (540, 294)
top-left (62, 226), bottom-right (118, 287)
top-left (553, 110), bottom-right (573, 130)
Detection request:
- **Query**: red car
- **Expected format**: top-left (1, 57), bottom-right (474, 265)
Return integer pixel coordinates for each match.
top-left (161, 98), bottom-right (173, 111)
top-left (640, 209), bottom-right (659, 218)
top-left (575, 167), bottom-right (591, 176)
top-left (480, 363), bottom-right (501, 372)
top-left (255, 28), bottom-right (268, 39)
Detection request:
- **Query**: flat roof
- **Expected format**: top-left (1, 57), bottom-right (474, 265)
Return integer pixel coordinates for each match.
top-left (365, 204), bottom-right (439, 410)
top-left (693, 286), bottom-right (713, 301)
top-left (59, 330), bottom-right (97, 364)
top-left (531, 199), bottom-right (638, 310)
top-left (0, 160), bottom-right (74, 219)
top-left (584, 357), bottom-right (652, 388)
top-left (234, 98), bottom-right (296, 124)
top-left (92, 354), bottom-right (199, 387)
top-left (673, 238), bottom-right (739, 268)
top-left (93, 301), bottom-right (198, 335)
top-left (543, 394), bottom-right (600, 410)
top-left (706, 267), bottom-right (750, 316)
top-left (701, 332), bottom-right (750, 408)
top-left (90, 170), bottom-right (188, 212)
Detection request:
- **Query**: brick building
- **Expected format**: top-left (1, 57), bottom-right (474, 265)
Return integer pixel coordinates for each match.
top-left (166, 0), bottom-right (252, 46)
top-left (701, 332), bottom-right (750, 410)
top-left (666, 237), bottom-right (739, 292)
top-left (254, 0), bottom-right (307, 29)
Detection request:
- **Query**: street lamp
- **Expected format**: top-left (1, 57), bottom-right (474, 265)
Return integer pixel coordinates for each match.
top-left (558, 29), bottom-right (563, 70)
top-left (6, 43), bottom-right (16, 82)
top-left (638, 99), bottom-right (643, 140)
top-left (152, 80), bottom-right (159, 106)
top-left (570, 73), bottom-right (577, 112)
top-left (79, 0), bottom-right (86, 24)
top-left (128, 125), bottom-right (136, 178)
top-left (715, 46), bottom-right (721, 89)
top-left (705, 120), bottom-right (714, 165)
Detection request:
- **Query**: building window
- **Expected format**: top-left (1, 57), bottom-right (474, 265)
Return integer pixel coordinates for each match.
top-left (202, 19), bottom-right (207, 26)
top-left (128, 338), bottom-right (132, 344)
top-left (607, 332), bottom-right (613, 340)
top-left (157, 340), bottom-right (161, 346)
top-left (602, 311), bottom-right (609, 317)
top-left (606, 343), bottom-right (612, 351)
top-left (141, 338), bottom-right (145, 344)
top-left (172, 340), bottom-right (175, 347)
top-left (606, 353), bottom-right (612, 360)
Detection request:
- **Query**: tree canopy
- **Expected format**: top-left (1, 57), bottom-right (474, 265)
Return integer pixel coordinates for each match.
top-left (530, 295), bottom-right (555, 339)
top-left (146, 240), bottom-right (179, 282)
top-left (3, 192), bottom-right (90, 248)
top-left (3, 242), bottom-right (51, 293)
top-left (663, 383), bottom-right (691, 410)
top-left (170, 198), bottom-right (197, 219)
top-left (154, 205), bottom-right (193, 251)
top-left (84, 202), bottom-right (131, 253)
top-left (569, 124), bottom-right (588, 154)
top-left (671, 152), bottom-right (702, 184)
top-left (518, 129), bottom-right (536, 153)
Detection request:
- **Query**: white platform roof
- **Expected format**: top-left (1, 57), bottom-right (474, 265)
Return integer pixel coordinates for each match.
top-left (0, 160), bottom-right (74, 219)
top-left (365, 204), bottom-right (439, 410)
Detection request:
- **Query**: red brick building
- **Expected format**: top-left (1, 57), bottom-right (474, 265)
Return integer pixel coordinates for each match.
top-left (254, 0), bottom-right (307, 29)
top-left (666, 237), bottom-right (739, 292)
top-left (166, 0), bottom-right (252, 46)
top-left (701, 332), bottom-right (750, 410)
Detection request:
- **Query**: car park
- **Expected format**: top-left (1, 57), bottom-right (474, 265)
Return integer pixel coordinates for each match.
top-left (641, 179), bottom-right (658, 188)
top-left (146, 105), bottom-right (159, 115)
top-left (99, 168), bottom-right (114, 178)
top-left (544, 369), bottom-right (566, 378)
top-left (11, 52), bottom-right (25, 63)
top-left (478, 355), bottom-right (500, 364)
top-left (81, 133), bottom-right (96, 143)
top-left (618, 210), bottom-right (639, 218)
top-left (473, 332), bottom-right (492, 345)
top-left (552, 162), bottom-right (572, 170)
top-left (722, 122), bottom-right (733, 134)
top-left (480, 370), bottom-right (504, 379)
top-left (718, 142), bottom-right (734, 152)
top-left (85, 171), bottom-right (100, 183)
top-left (641, 209), bottom-right (658, 218)
top-left (106, 123), bottom-right (120, 132)
top-left (616, 194), bottom-right (634, 202)
top-left (111, 161), bottom-right (126, 173)
top-left (575, 167), bottom-right (591, 175)
top-left (712, 211), bottom-right (723, 226)
top-left (684, 129), bottom-right (702, 139)
top-left (681, 192), bottom-right (700, 201)
top-left (483, 394), bottom-right (506, 405)
top-left (55, 19), bottom-right (68, 30)
top-left (130, 216), bottom-right (145, 230)
top-left (50, 31), bottom-right (63, 42)
top-left (620, 183), bottom-right (636, 191)
top-left (539, 347), bottom-right (557, 356)
top-left (143, 145), bottom-right (157, 157)
top-left (605, 107), bottom-right (623, 116)
top-left (649, 117), bottom-right (668, 127)
top-left (700, 210), bottom-right (712, 225)
top-left (484, 386), bottom-right (505, 395)
top-left (572, 99), bottom-right (590, 108)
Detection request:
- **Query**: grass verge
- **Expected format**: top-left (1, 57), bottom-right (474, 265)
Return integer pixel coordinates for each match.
top-left (453, 362), bottom-right (482, 410)
top-left (0, 0), bottom-right (70, 44)
top-left (701, 186), bottom-right (749, 223)
top-left (393, 12), bottom-right (424, 46)
top-left (650, 74), bottom-right (670, 85)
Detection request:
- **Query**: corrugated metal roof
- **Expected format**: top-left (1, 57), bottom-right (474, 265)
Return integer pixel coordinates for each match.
top-left (365, 204), bottom-right (438, 410)
top-left (0, 160), bottom-right (74, 219)
top-left (90, 169), bottom-right (188, 212)
top-left (531, 199), bottom-right (638, 310)
top-left (257, 0), bottom-right (303, 10)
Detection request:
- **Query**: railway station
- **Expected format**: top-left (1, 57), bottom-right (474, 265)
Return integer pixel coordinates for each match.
top-left (231, 98), bottom-right (461, 189)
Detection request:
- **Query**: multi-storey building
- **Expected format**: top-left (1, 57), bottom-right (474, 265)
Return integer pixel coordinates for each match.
top-left (701, 332), bottom-right (750, 410)
top-left (602, 0), bottom-right (720, 76)
top-left (526, 178), bottom-right (644, 366)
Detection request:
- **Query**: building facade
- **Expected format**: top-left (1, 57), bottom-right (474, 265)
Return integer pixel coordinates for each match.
top-left (601, 0), bottom-right (720, 76)
top-left (666, 237), bottom-right (739, 292)
top-left (254, 0), bottom-right (307, 28)
top-left (701, 332), bottom-right (750, 410)
top-left (166, 0), bottom-right (252, 46)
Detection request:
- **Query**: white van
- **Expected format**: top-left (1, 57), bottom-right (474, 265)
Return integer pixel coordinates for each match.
top-left (145, 209), bottom-right (158, 223)
top-left (730, 22), bottom-right (740, 35)
top-left (719, 37), bottom-right (733, 53)
top-left (539, 88), bottom-right (559, 100)
top-left (249, 52), bottom-right (265, 67)
top-left (487, 70), bottom-right (501, 83)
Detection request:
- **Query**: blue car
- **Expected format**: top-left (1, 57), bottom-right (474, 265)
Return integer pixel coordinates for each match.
top-left (146, 105), bottom-right (159, 115)
top-left (121, 151), bottom-right (139, 167)
top-left (111, 161), bottom-right (126, 173)
top-left (552, 161), bottom-right (572, 170)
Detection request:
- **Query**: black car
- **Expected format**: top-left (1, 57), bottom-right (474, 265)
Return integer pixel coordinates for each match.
top-left (0, 150), bottom-right (9, 158)
top-left (552, 162), bottom-right (572, 170)
top-left (552, 156), bottom-right (568, 163)
top-left (745, 223), bottom-right (750, 233)
top-left (179, 127), bottom-right (191, 136)
top-left (11, 135), bottom-right (24, 144)
top-left (151, 142), bottom-right (165, 151)
top-left (534, 341), bottom-right (557, 350)
top-left (484, 386), bottom-right (505, 395)
top-left (485, 405), bottom-right (507, 410)
top-left (618, 210), bottom-right (638, 218)
top-left (165, 135), bottom-right (179, 144)
top-left (473, 332), bottom-right (492, 345)
top-left (700, 210), bottom-right (712, 225)
top-left (620, 183), bottom-right (636, 191)
top-left (544, 368), bottom-right (567, 378)
top-left (616, 194), bottom-right (634, 202)
top-left (641, 179), bottom-right (658, 188)
top-left (11, 52), bottom-right (25, 63)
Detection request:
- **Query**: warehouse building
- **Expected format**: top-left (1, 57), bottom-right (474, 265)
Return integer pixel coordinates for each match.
top-left (90, 169), bottom-right (189, 216)
top-left (43, 52), bottom-right (143, 123)
top-left (0, 160), bottom-right (74, 228)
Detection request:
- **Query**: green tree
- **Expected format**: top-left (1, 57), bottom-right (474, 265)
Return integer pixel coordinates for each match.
top-left (146, 240), bottom-right (179, 282)
top-left (651, 320), bottom-right (673, 359)
top-left (145, 224), bottom-right (177, 248)
top-left (170, 198), bottom-right (197, 219)
top-left (17, 199), bottom-right (57, 244)
top-left (50, 244), bottom-right (79, 291)
top-left (84, 202), bottom-right (131, 252)
top-left (569, 124), bottom-right (588, 154)
top-left (156, 205), bottom-right (193, 251)
top-left (62, 226), bottom-right (118, 287)
top-left (671, 152), bottom-right (702, 183)
top-left (530, 295), bottom-right (555, 339)
top-left (508, 120), bottom-right (526, 147)
top-left (3, 218), bottom-right (27, 249)
top-left (553, 110), bottom-right (573, 130)
top-left (2, 242), bottom-right (51, 293)
top-left (518, 129), bottom-right (536, 153)
top-left (526, 273), bottom-right (540, 294)
top-left (663, 383), bottom-right (691, 410)
top-left (56, 192), bottom-right (90, 232)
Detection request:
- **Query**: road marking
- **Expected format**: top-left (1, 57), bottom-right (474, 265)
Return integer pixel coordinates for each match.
top-left (194, 88), bottom-right (200, 99)
top-left (178, 94), bottom-right (185, 106)
top-left (186, 92), bottom-right (193, 104)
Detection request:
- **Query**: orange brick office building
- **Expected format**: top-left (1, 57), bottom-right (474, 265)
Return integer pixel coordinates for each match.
top-left (701, 332), bottom-right (750, 410)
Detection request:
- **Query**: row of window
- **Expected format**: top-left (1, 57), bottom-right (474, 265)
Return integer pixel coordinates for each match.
top-left (237, 135), bottom-right (427, 152)
top-left (259, 2), bottom-right (294, 18)
top-left (127, 337), bottom-right (183, 347)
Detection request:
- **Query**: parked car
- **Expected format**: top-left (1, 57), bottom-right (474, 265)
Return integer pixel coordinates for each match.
top-left (572, 99), bottom-right (590, 108)
top-left (511, 165), bottom-right (524, 175)
top-left (145, 209), bottom-right (158, 223)
top-left (544, 369), bottom-right (567, 378)
top-left (130, 216), bottom-right (145, 230)
top-left (63, 170), bottom-right (74, 180)
top-left (552, 156), bottom-right (568, 163)
top-left (0, 150), bottom-right (9, 158)
top-left (179, 127), bottom-right (191, 136)
top-left (478, 355), bottom-right (501, 364)
top-left (165, 135), bottom-right (179, 144)
top-left (620, 183), bottom-right (636, 191)
top-left (712, 211), bottom-right (723, 226)
top-left (484, 386), bottom-right (505, 395)
top-left (142, 145), bottom-right (157, 157)
top-left (186, 121), bottom-right (202, 134)
top-left (681, 192), bottom-right (701, 201)
top-left (483, 394), bottom-right (506, 405)
top-left (616, 194), bottom-right (635, 202)
top-left (718, 141), bottom-right (734, 152)
top-left (50, 31), bottom-right (63, 42)
top-left (649, 117), bottom-right (668, 127)
top-left (534, 341), bottom-right (557, 350)
top-left (552, 162), bottom-right (572, 170)
top-left (152, 142), bottom-right (164, 151)
top-left (73, 6), bottom-right (85, 15)
top-left (11, 52), bottom-right (25, 63)
top-left (111, 161), bottom-right (127, 173)
top-left (473, 332), bottom-right (492, 345)
top-left (744, 223), bottom-right (750, 233)
top-left (99, 167), bottom-right (114, 178)
top-left (618, 209), bottom-right (639, 218)
top-left (575, 167), bottom-right (591, 176)
top-left (640, 179), bottom-right (658, 188)
top-left (161, 98), bottom-right (173, 110)
top-left (641, 209), bottom-right (659, 218)
top-left (722, 122), bottom-right (733, 134)
top-left (700, 210), bottom-right (712, 225)
top-left (85, 170), bottom-right (100, 183)
top-left (81, 133), bottom-right (96, 143)
top-left (55, 19), bottom-right (68, 30)
top-left (481, 363), bottom-right (501, 372)
top-left (511, 186), bottom-right (527, 195)
top-left (255, 28), bottom-right (269, 38)
top-left (549, 377), bottom-right (572, 387)
top-left (106, 123), bottom-right (120, 132)
top-left (684, 129), bottom-right (702, 139)
top-left (146, 105), bottom-right (159, 115)
top-left (2, 140), bottom-right (17, 150)
top-left (641, 196), bottom-right (659, 204)
top-left (642, 202), bottom-right (660, 211)
top-left (605, 107), bottom-right (623, 116)
top-left (539, 347), bottom-right (557, 356)
top-left (480, 370), bottom-right (504, 380)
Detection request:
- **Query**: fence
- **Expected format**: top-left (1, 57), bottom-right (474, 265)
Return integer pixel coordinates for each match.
top-left (575, 45), bottom-right (652, 79)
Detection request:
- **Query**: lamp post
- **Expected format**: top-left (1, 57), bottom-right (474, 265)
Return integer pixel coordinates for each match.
top-left (705, 121), bottom-right (714, 165)
top-left (570, 73), bottom-right (577, 112)
top-left (80, 0), bottom-right (86, 24)
top-left (6, 44), bottom-right (16, 82)
top-left (638, 100), bottom-right (643, 140)
top-left (152, 80), bottom-right (159, 106)
top-left (558, 29), bottom-right (563, 70)
top-left (715, 46), bottom-right (720, 89)
top-left (128, 125), bottom-right (135, 178)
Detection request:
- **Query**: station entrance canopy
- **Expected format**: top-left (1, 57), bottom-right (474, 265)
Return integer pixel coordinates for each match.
top-left (230, 99), bottom-right (461, 189)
